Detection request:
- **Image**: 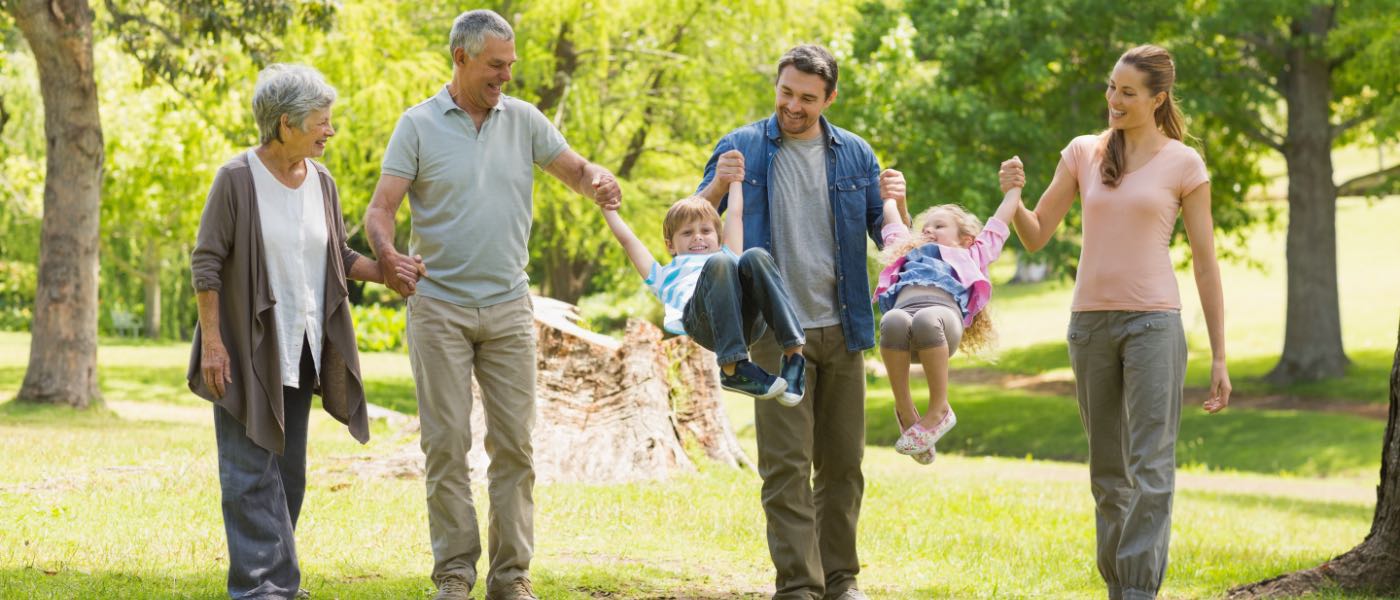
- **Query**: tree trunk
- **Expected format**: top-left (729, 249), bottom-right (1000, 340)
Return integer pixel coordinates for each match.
top-left (10, 0), bottom-right (103, 408)
top-left (142, 239), bottom-right (160, 339)
top-left (338, 296), bottom-right (752, 484)
top-left (1230, 320), bottom-right (1400, 598)
top-left (1266, 5), bottom-right (1349, 385)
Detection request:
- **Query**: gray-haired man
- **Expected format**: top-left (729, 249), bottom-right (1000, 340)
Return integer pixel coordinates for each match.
top-left (364, 10), bottom-right (621, 600)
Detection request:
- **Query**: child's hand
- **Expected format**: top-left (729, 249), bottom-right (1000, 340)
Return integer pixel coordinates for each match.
top-left (879, 168), bottom-right (906, 204)
top-left (999, 156), bottom-right (1025, 193)
top-left (715, 149), bottom-right (745, 186)
top-left (591, 172), bottom-right (622, 211)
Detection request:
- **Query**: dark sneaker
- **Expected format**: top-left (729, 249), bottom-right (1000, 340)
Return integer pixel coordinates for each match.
top-left (486, 576), bottom-right (539, 600)
top-left (721, 360), bottom-right (787, 400)
top-left (777, 353), bottom-right (807, 407)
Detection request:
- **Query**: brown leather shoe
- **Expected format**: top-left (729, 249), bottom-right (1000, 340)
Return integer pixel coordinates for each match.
top-left (433, 576), bottom-right (471, 600)
top-left (485, 577), bottom-right (538, 600)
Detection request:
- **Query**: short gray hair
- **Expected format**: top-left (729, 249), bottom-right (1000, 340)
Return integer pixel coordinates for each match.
top-left (449, 10), bottom-right (514, 58)
top-left (252, 64), bottom-right (337, 145)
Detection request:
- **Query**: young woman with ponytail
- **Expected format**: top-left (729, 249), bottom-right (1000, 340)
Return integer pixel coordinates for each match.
top-left (1000, 44), bottom-right (1232, 600)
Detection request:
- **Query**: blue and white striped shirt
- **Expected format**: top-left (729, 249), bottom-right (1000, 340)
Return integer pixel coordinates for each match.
top-left (644, 247), bottom-right (740, 335)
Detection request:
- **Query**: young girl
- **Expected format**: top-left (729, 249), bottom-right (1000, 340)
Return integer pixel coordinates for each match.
top-left (875, 162), bottom-right (1023, 464)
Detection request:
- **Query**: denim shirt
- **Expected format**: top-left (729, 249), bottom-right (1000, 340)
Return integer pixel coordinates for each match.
top-left (698, 114), bottom-right (886, 351)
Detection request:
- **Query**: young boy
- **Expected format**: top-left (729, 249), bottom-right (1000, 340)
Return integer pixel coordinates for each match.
top-left (601, 180), bottom-right (807, 405)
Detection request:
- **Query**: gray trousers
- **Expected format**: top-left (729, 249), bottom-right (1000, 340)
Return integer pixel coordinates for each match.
top-left (214, 346), bottom-right (313, 600)
top-left (752, 325), bottom-right (866, 600)
top-left (1067, 311), bottom-right (1186, 600)
top-left (408, 294), bottom-right (536, 594)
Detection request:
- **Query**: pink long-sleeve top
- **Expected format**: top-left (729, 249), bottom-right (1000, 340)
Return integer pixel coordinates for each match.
top-left (874, 217), bottom-right (1009, 327)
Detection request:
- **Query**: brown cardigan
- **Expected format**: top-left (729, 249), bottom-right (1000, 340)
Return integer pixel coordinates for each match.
top-left (188, 152), bottom-right (370, 454)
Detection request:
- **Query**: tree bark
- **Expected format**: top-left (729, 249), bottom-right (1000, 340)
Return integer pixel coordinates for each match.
top-left (10, 0), bottom-right (104, 408)
top-left (1230, 320), bottom-right (1400, 597)
top-left (1266, 5), bottom-right (1350, 385)
top-left (142, 238), bottom-right (160, 339)
top-left (339, 297), bottom-right (752, 484)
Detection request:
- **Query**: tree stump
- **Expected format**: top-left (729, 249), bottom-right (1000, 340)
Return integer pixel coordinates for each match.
top-left (344, 296), bottom-right (752, 484)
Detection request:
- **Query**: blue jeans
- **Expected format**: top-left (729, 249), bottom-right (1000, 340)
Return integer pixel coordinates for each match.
top-left (214, 345), bottom-right (314, 600)
top-left (683, 248), bottom-right (805, 365)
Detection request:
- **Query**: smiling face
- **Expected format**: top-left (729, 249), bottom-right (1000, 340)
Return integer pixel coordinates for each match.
top-left (1105, 61), bottom-right (1164, 131)
top-left (666, 217), bottom-right (722, 256)
top-left (921, 209), bottom-right (973, 248)
top-left (455, 35), bottom-right (516, 114)
top-left (283, 107), bottom-right (335, 159)
top-left (774, 66), bottom-right (836, 140)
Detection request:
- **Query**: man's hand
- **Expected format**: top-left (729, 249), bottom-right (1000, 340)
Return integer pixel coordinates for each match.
top-left (201, 338), bottom-right (232, 398)
top-left (716, 149), bottom-right (745, 186)
top-left (591, 171), bottom-right (621, 211)
top-left (879, 168), bottom-right (906, 203)
top-left (378, 249), bottom-right (421, 297)
top-left (999, 157), bottom-right (1026, 193)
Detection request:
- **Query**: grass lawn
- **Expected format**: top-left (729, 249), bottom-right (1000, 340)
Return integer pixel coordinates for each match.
top-left (0, 196), bottom-right (1394, 598)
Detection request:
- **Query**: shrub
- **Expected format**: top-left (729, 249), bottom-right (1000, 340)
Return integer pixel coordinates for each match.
top-left (351, 303), bottom-right (407, 352)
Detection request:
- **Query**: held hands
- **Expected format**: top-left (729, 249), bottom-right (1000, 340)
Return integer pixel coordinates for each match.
top-left (591, 171), bottom-right (622, 211)
top-left (879, 169), bottom-right (906, 204)
top-left (999, 156), bottom-right (1025, 193)
top-left (379, 251), bottom-right (427, 298)
top-left (715, 149), bottom-right (745, 186)
top-left (1204, 360), bottom-right (1232, 414)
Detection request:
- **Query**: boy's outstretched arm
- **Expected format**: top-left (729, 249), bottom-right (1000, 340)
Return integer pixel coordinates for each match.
top-left (601, 208), bottom-right (656, 279)
top-left (723, 181), bottom-right (744, 251)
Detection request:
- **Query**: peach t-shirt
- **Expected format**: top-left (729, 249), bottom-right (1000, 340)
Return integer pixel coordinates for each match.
top-left (1061, 134), bottom-right (1210, 312)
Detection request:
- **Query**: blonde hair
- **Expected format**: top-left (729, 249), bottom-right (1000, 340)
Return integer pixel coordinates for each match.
top-left (1100, 44), bottom-right (1187, 188)
top-left (662, 196), bottom-right (723, 251)
top-left (880, 204), bottom-right (996, 353)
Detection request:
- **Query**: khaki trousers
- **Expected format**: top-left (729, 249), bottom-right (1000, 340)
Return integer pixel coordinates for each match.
top-left (408, 294), bottom-right (536, 594)
top-left (752, 325), bottom-right (866, 600)
top-left (1068, 311), bottom-right (1186, 600)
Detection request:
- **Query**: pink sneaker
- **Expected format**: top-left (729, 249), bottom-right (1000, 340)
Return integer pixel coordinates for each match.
top-left (895, 409), bottom-right (956, 456)
top-left (894, 407), bottom-right (936, 464)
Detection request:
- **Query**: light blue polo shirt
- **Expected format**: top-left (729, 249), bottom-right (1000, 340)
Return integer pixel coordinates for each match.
top-left (382, 86), bottom-right (568, 307)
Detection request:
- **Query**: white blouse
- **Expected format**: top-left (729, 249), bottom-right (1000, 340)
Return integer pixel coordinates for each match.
top-left (248, 150), bottom-right (328, 388)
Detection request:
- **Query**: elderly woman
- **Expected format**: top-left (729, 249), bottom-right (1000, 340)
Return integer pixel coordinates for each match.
top-left (187, 64), bottom-right (419, 600)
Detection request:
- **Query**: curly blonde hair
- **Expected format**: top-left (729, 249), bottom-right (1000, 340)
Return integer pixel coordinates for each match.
top-left (879, 204), bottom-right (997, 353)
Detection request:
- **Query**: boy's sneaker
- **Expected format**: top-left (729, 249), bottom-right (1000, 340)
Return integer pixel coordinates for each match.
top-left (895, 409), bottom-right (957, 456)
top-left (721, 360), bottom-right (787, 401)
top-left (777, 353), bottom-right (807, 407)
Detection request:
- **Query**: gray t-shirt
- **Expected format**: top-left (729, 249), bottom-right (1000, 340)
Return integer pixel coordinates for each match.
top-left (769, 134), bottom-right (840, 328)
top-left (381, 87), bottom-right (567, 307)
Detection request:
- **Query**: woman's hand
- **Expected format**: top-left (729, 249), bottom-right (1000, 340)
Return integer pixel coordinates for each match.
top-left (202, 338), bottom-right (233, 398)
top-left (999, 157), bottom-right (1025, 193)
top-left (1204, 359), bottom-right (1231, 414)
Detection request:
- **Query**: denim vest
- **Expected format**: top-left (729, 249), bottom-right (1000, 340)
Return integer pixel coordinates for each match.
top-left (697, 114), bottom-right (886, 351)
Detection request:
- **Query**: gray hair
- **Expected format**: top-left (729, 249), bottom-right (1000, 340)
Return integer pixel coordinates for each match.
top-left (252, 64), bottom-right (338, 146)
top-left (449, 10), bottom-right (514, 58)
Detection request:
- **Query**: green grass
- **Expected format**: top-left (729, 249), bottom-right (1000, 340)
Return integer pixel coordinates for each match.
top-left (0, 399), bottom-right (1383, 599)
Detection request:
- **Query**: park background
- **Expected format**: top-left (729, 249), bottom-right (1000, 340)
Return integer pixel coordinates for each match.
top-left (2, 0), bottom-right (1399, 598)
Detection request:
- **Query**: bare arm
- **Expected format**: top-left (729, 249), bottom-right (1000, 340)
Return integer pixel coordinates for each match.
top-left (196, 289), bottom-right (231, 398)
top-left (1182, 181), bottom-right (1231, 413)
top-left (723, 181), bottom-right (744, 251)
top-left (1010, 158), bottom-right (1078, 252)
top-left (601, 209), bottom-right (657, 279)
top-left (364, 174), bottom-right (419, 296)
top-left (543, 149), bottom-right (621, 209)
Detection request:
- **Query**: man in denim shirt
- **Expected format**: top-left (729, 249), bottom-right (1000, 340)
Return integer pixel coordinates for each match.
top-left (696, 44), bottom-right (908, 600)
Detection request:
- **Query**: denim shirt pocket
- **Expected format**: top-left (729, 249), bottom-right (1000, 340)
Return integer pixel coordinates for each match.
top-left (833, 175), bottom-right (872, 223)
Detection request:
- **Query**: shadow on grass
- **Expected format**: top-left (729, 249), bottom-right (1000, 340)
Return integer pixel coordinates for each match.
top-left (1186, 348), bottom-right (1395, 405)
top-left (866, 384), bottom-right (1383, 477)
top-left (0, 565), bottom-right (766, 599)
top-left (1186, 488), bottom-right (1374, 522)
top-left (362, 378), bottom-right (418, 415)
